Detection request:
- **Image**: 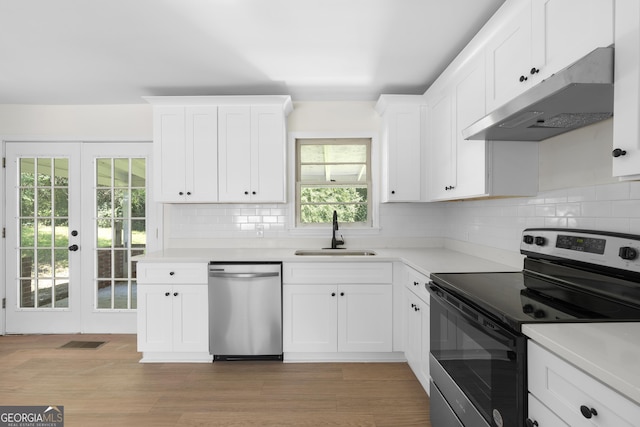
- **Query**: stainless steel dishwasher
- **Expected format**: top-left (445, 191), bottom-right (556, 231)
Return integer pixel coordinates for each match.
top-left (208, 262), bottom-right (282, 361)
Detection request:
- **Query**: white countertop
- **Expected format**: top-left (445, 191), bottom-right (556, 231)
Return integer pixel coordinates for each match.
top-left (136, 247), bottom-right (519, 276)
top-left (523, 323), bottom-right (640, 405)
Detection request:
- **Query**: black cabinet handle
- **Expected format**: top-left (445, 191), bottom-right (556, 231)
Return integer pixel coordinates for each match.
top-left (331, 292), bottom-right (336, 297)
top-left (411, 303), bottom-right (416, 308)
top-left (580, 405), bottom-right (597, 419)
top-left (68, 244), bottom-right (79, 252)
top-left (340, 292), bottom-right (345, 296)
top-left (179, 191), bottom-right (184, 195)
top-left (613, 148), bottom-right (627, 157)
top-left (169, 271), bottom-right (175, 276)
top-left (530, 67), bottom-right (540, 75)
top-left (525, 419), bottom-right (538, 427)
top-left (173, 292), bottom-right (179, 297)
top-left (519, 75), bottom-right (528, 82)
top-left (165, 292), bottom-right (170, 296)
top-left (413, 281), bottom-right (419, 286)
top-left (252, 191), bottom-right (256, 195)
top-left (244, 191), bottom-right (249, 195)
top-left (391, 190), bottom-right (395, 194)
top-left (187, 191), bottom-right (191, 195)
top-left (414, 306), bottom-right (420, 311)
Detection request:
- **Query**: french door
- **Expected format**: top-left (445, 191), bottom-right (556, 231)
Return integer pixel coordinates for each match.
top-left (4, 141), bottom-right (153, 334)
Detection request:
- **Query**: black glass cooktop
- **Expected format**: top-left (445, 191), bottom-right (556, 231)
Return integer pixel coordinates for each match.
top-left (430, 264), bottom-right (640, 332)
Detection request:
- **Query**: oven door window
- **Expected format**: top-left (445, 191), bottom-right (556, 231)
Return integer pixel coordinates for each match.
top-left (431, 295), bottom-right (523, 427)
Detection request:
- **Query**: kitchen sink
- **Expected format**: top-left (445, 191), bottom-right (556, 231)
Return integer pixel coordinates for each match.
top-left (294, 249), bottom-right (377, 256)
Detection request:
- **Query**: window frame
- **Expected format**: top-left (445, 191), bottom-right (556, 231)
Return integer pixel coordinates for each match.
top-left (288, 132), bottom-right (380, 232)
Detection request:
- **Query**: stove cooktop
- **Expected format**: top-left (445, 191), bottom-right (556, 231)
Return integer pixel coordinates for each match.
top-left (430, 229), bottom-right (640, 331)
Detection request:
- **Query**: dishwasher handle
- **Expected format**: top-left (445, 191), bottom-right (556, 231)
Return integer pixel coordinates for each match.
top-left (208, 271), bottom-right (280, 279)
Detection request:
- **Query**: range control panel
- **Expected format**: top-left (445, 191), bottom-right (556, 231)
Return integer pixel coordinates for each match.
top-left (520, 228), bottom-right (640, 273)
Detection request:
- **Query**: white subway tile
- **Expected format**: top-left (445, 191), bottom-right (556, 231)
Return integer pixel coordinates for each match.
top-left (596, 183), bottom-right (630, 201)
top-left (581, 201), bottom-right (612, 217)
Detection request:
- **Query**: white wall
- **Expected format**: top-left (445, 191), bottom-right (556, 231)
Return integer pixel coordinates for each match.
top-left (0, 104), bottom-right (152, 139)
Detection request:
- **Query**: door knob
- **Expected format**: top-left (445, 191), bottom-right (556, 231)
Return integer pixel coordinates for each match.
top-left (68, 244), bottom-right (79, 251)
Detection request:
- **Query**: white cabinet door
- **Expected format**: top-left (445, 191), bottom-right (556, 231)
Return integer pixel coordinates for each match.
top-left (452, 56), bottom-right (488, 199)
top-left (186, 107), bottom-right (219, 202)
top-left (153, 106), bottom-right (218, 202)
top-left (380, 104), bottom-right (423, 202)
top-left (137, 284), bottom-right (174, 352)
top-left (283, 284), bottom-right (338, 353)
top-left (428, 90), bottom-right (455, 200)
top-left (172, 284), bottom-right (209, 353)
top-left (218, 106), bottom-right (252, 202)
top-left (137, 284), bottom-right (209, 354)
top-left (153, 107), bottom-right (187, 202)
top-left (531, 0), bottom-right (613, 85)
top-left (218, 105), bottom-right (286, 202)
top-left (485, 0), bottom-right (533, 112)
top-left (419, 297), bottom-right (430, 389)
top-left (613, 0), bottom-right (640, 179)
top-left (404, 290), bottom-right (422, 370)
top-left (338, 284), bottom-right (393, 352)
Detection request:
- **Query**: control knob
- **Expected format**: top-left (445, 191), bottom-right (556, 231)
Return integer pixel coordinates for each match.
top-left (535, 236), bottom-right (547, 246)
top-left (523, 235), bottom-right (534, 244)
top-left (619, 246), bottom-right (638, 261)
top-left (522, 304), bottom-right (534, 314)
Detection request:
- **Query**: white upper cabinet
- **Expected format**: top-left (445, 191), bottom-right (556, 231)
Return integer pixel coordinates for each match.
top-left (428, 52), bottom-right (538, 201)
top-left (486, 0), bottom-right (613, 113)
top-left (218, 105), bottom-right (287, 203)
top-left (613, 0), bottom-right (640, 180)
top-left (376, 95), bottom-right (425, 202)
top-left (152, 106), bottom-right (218, 203)
top-left (427, 89), bottom-right (456, 200)
top-left (530, 0), bottom-right (613, 85)
top-left (146, 96), bottom-right (292, 204)
top-left (485, 0), bottom-right (534, 112)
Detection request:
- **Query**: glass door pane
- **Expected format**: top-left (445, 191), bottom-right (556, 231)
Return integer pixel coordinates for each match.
top-left (95, 158), bottom-right (146, 310)
top-left (18, 157), bottom-right (70, 308)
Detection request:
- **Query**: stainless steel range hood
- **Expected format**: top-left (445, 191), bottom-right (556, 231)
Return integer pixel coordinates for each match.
top-left (462, 47), bottom-right (614, 142)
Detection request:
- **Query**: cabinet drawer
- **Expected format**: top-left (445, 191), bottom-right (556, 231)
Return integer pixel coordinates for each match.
top-left (406, 266), bottom-right (430, 302)
top-left (528, 341), bottom-right (640, 427)
top-left (137, 262), bottom-right (208, 284)
top-left (283, 262), bottom-right (392, 284)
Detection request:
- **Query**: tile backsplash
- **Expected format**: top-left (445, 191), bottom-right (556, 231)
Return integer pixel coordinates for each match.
top-left (442, 181), bottom-right (640, 253)
top-left (167, 181), bottom-right (640, 254)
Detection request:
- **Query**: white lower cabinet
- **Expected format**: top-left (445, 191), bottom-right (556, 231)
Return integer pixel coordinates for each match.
top-left (282, 262), bottom-right (395, 360)
top-left (527, 341), bottom-right (640, 427)
top-left (136, 262), bottom-right (211, 363)
top-left (403, 266), bottom-right (430, 394)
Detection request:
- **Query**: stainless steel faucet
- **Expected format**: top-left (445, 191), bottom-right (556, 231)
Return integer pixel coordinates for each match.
top-left (331, 210), bottom-right (345, 249)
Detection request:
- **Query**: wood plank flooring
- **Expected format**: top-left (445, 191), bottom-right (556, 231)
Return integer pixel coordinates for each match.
top-left (0, 334), bottom-right (431, 426)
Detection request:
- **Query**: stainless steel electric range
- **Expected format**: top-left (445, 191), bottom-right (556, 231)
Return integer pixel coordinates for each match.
top-left (428, 228), bottom-right (640, 427)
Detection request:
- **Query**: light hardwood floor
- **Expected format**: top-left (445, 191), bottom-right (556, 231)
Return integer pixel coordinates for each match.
top-left (0, 334), bottom-right (431, 426)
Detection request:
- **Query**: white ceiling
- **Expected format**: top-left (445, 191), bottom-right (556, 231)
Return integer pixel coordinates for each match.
top-left (0, 0), bottom-right (505, 104)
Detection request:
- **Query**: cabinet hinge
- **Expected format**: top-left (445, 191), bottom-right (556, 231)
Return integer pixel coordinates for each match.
top-left (2, 227), bottom-right (5, 238)
top-left (2, 157), bottom-right (5, 168)
top-left (2, 298), bottom-right (5, 309)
